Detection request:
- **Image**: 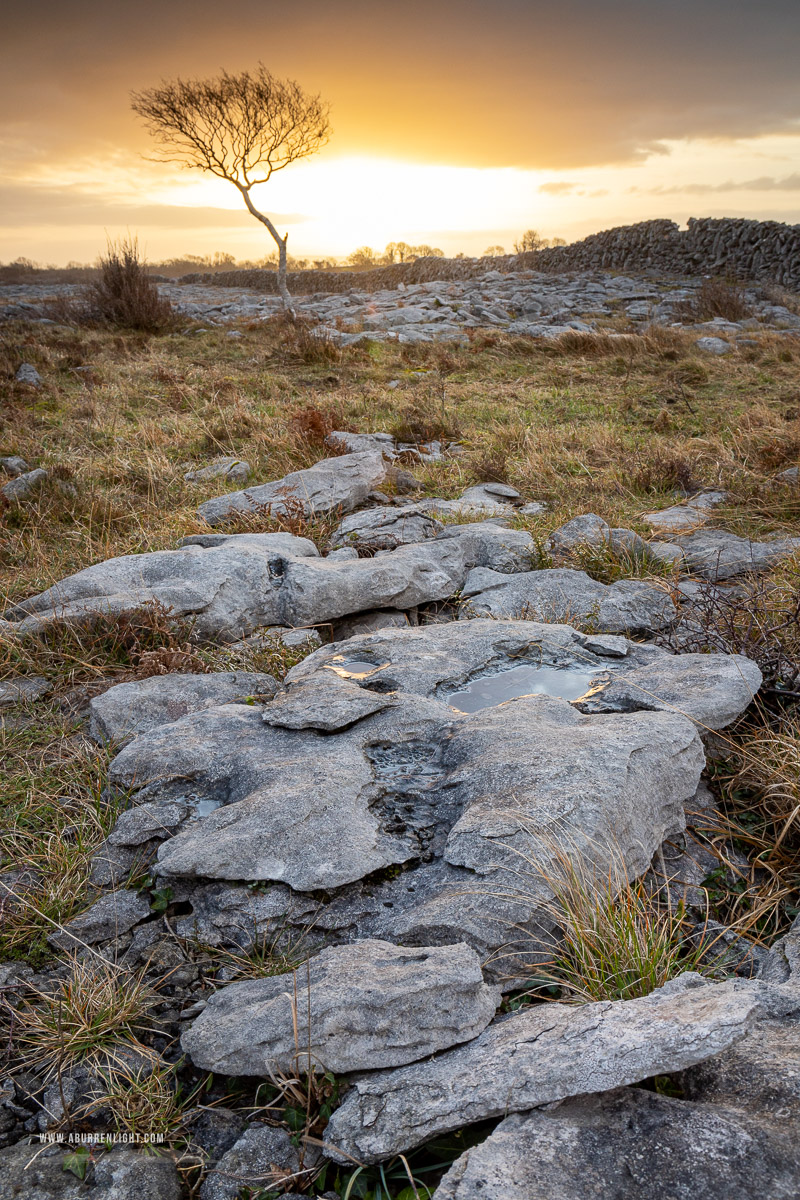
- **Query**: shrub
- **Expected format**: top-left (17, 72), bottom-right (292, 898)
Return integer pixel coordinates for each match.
top-left (677, 276), bottom-right (753, 323)
top-left (47, 238), bottom-right (175, 333)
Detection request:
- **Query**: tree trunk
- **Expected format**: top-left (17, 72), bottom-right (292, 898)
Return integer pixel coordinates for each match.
top-left (238, 187), bottom-right (296, 317)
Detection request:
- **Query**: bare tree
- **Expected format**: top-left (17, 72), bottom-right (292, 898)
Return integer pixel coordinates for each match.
top-left (131, 66), bottom-right (330, 314)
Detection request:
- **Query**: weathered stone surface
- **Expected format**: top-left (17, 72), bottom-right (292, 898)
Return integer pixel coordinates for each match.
top-left (6, 532), bottom-right (319, 643)
top-left (325, 430), bottom-right (395, 457)
top-left (1, 468), bottom-right (47, 502)
top-left (331, 608), bottom-right (409, 640)
top-left (97, 621), bottom-right (758, 971)
top-left (460, 567), bottom-right (675, 634)
top-left (14, 362), bottom-right (42, 386)
top-left (328, 504), bottom-right (443, 551)
top-left (0, 675), bottom-right (51, 708)
top-left (547, 512), bottom-right (610, 555)
top-left (89, 671), bottom-right (278, 743)
top-left (324, 973), bottom-right (760, 1162)
top-left (696, 335), bottom-right (732, 354)
top-left (672, 528), bottom-right (800, 579)
top-left (0, 455), bottom-right (29, 476)
top-left (197, 450), bottom-right (386, 526)
top-left (431, 1086), bottom-right (797, 1200)
top-left (183, 940), bottom-right (499, 1075)
top-left (185, 456), bottom-right (250, 483)
top-left (681, 1017), bottom-right (800, 1114)
top-left (47, 888), bottom-right (150, 952)
top-left (644, 490), bottom-right (728, 535)
top-left (583, 651), bottom-right (762, 730)
top-left (434, 521), bottom-right (536, 573)
top-left (0, 1143), bottom-right (181, 1200)
top-left (419, 487), bottom-right (514, 518)
top-left (199, 1125), bottom-right (300, 1200)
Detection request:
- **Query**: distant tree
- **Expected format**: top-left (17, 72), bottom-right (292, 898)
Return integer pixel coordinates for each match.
top-left (482, 245), bottom-right (506, 257)
top-left (514, 229), bottom-right (546, 253)
top-left (384, 241), bottom-right (414, 263)
top-left (551, 236), bottom-right (567, 247)
top-left (411, 245), bottom-right (444, 259)
top-left (131, 66), bottom-right (330, 314)
top-left (347, 246), bottom-right (378, 268)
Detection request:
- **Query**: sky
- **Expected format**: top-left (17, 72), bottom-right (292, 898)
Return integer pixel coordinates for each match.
top-left (2, 0), bottom-right (800, 264)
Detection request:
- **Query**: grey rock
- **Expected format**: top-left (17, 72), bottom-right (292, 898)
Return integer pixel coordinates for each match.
top-left (696, 335), bottom-right (732, 354)
top-left (583, 650), bottom-right (762, 729)
top-left (671, 529), bottom-right (800, 579)
top-left (0, 456), bottom-right (29, 477)
top-left (325, 546), bottom-right (359, 561)
top-left (608, 526), bottom-right (649, 556)
top-left (47, 888), bottom-right (151, 951)
top-left (645, 539), bottom-right (686, 567)
top-left (7, 532), bottom-right (319, 643)
top-left (431, 1086), bottom-right (797, 1200)
top-left (14, 362), bottom-right (42, 386)
top-left (0, 1143), bottom-right (181, 1199)
top-left (419, 486), bottom-right (515, 519)
top-left (184, 456), bottom-right (251, 483)
top-left (200, 1125), bottom-right (300, 1200)
top-left (173, 880), bottom-right (316, 951)
top-left (100, 620), bottom-right (757, 971)
top-left (681, 1016), bottom-right (800, 1113)
top-left (775, 465), bottom-right (799, 483)
top-left (324, 973), bottom-right (760, 1162)
top-left (460, 567), bottom-right (675, 634)
top-left (325, 430), bottom-right (396, 456)
top-left (197, 450), bottom-right (386, 526)
top-left (183, 940), bottom-right (499, 1075)
top-left (479, 482), bottom-right (520, 500)
top-left (332, 609), bottom-right (410, 639)
top-left (547, 512), bottom-right (610, 555)
top-left (645, 491), bottom-right (728, 534)
top-left (1, 468), bottom-right (47, 502)
top-left (434, 522), bottom-right (536, 573)
top-left (0, 675), bottom-right (50, 708)
top-left (89, 671), bottom-right (278, 743)
top-left (518, 500), bottom-right (548, 516)
top-left (328, 504), bottom-right (443, 551)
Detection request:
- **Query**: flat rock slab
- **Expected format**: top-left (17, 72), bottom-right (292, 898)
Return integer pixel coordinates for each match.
top-left (5, 523), bottom-right (541, 642)
top-left (672, 529), bottom-right (800, 579)
top-left (89, 671), bottom-right (279, 743)
top-left (459, 567), bottom-right (675, 634)
top-left (323, 973), bottom-right (760, 1162)
top-left (0, 1143), bottom-right (181, 1200)
top-left (328, 504), bottom-right (443, 551)
top-left (182, 939), bottom-right (500, 1075)
top-left (98, 620), bottom-right (760, 972)
top-left (644, 491), bottom-right (728, 535)
top-left (0, 675), bottom-right (51, 708)
top-left (431, 1085), bottom-right (798, 1200)
top-left (197, 450), bottom-right (386, 526)
top-left (5, 532), bottom-right (319, 643)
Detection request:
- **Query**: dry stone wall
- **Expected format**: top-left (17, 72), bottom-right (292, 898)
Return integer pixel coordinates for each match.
top-left (180, 217), bottom-right (800, 294)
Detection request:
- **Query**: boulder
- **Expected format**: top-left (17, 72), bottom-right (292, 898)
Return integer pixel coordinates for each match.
top-left (1, 468), bottom-right (47, 502)
top-left (323, 973), bottom-right (760, 1162)
top-left (183, 940), bottom-right (499, 1075)
top-left (197, 450), bottom-right (386, 526)
top-left (547, 512), bottom-right (610, 555)
top-left (671, 529), bottom-right (800, 579)
top-left (460, 567), bottom-right (675, 634)
top-left (328, 504), bottom-right (443, 551)
top-left (5, 532), bottom-right (319, 643)
top-left (0, 455), bottom-right (29, 476)
top-left (89, 671), bottom-right (279, 743)
top-left (431, 1086), bottom-right (796, 1200)
top-left (695, 335), bottom-right (732, 354)
top-left (644, 491), bottom-right (728, 535)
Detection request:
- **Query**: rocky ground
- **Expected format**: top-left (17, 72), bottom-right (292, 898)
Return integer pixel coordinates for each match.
top-left (1, 267), bottom-right (799, 1198)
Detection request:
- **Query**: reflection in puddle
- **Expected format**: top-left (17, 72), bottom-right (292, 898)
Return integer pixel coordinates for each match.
top-left (195, 798), bottom-right (223, 817)
top-left (327, 658), bottom-right (389, 679)
top-left (447, 664), bottom-right (601, 713)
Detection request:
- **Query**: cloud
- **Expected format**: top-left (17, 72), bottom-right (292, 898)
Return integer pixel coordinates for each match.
top-left (539, 182), bottom-right (580, 195)
top-left (640, 174), bottom-right (800, 195)
top-left (2, 0), bottom-right (800, 172)
top-left (0, 183), bottom-right (309, 229)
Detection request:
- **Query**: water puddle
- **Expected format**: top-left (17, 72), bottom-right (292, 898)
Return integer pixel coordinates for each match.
top-left (447, 664), bottom-right (601, 713)
top-left (195, 798), bottom-right (223, 817)
top-left (326, 658), bottom-right (389, 679)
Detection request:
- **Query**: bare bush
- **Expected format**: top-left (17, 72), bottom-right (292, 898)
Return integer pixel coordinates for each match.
top-left (677, 276), bottom-right (753, 323)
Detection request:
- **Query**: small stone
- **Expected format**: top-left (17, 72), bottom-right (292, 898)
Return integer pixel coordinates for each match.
top-left (0, 676), bottom-right (51, 708)
top-left (695, 336), bottom-right (732, 355)
top-left (1, 469), bottom-right (47, 502)
top-left (14, 363), bottom-right (42, 386)
top-left (185, 457), bottom-right (251, 483)
top-left (547, 513), bottom-right (610, 555)
top-left (47, 889), bottom-right (151, 951)
top-left (0, 456), bottom-right (29, 477)
top-left (200, 1125), bottom-right (300, 1200)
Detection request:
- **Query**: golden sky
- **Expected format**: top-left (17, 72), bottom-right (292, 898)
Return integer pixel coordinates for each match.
top-left (3, 0), bottom-right (800, 263)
